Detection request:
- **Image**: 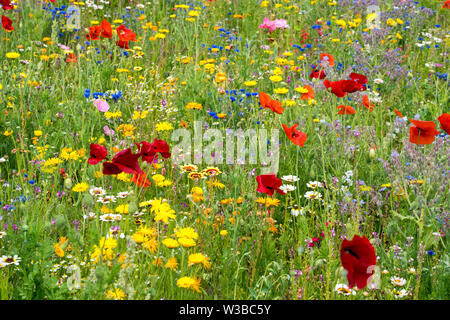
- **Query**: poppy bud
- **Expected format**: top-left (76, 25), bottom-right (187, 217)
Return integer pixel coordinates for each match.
top-left (369, 148), bottom-right (376, 159)
top-left (64, 178), bottom-right (72, 190)
top-left (82, 193), bottom-right (93, 206)
top-left (128, 201), bottom-right (138, 215)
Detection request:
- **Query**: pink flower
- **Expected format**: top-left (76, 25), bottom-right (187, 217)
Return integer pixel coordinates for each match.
top-left (259, 17), bottom-right (289, 32)
top-left (103, 125), bottom-right (115, 136)
top-left (94, 99), bottom-right (110, 112)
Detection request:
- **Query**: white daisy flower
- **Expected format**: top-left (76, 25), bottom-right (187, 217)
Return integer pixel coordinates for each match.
top-left (306, 181), bottom-right (323, 189)
top-left (392, 289), bottom-right (408, 299)
top-left (280, 184), bottom-right (296, 193)
top-left (0, 255), bottom-right (22, 266)
top-left (97, 195), bottom-right (117, 204)
top-left (390, 276), bottom-right (407, 287)
top-left (335, 284), bottom-right (356, 295)
top-left (304, 191), bottom-right (322, 200)
top-left (281, 175), bottom-right (300, 183)
top-left (89, 187), bottom-right (106, 197)
top-left (117, 191), bottom-right (134, 199)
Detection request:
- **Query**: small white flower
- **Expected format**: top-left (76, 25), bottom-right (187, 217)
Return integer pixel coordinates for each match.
top-left (280, 184), bottom-right (296, 193)
top-left (306, 181), bottom-right (323, 189)
top-left (117, 191), bottom-right (133, 199)
top-left (304, 191), bottom-right (322, 200)
top-left (335, 284), bottom-right (356, 295)
top-left (0, 255), bottom-right (22, 266)
top-left (392, 288), bottom-right (408, 299)
top-left (97, 195), bottom-right (117, 204)
top-left (390, 276), bottom-right (407, 287)
top-left (281, 175), bottom-right (300, 183)
top-left (373, 78), bottom-right (384, 84)
top-left (89, 187), bottom-right (106, 197)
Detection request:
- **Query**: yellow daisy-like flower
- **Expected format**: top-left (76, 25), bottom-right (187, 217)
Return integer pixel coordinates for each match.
top-left (115, 204), bottom-right (129, 214)
top-left (155, 122), bottom-right (174, 131)
top-left (165, 257), bottom-right (178, 270)
top-left (269, 75), bottom-right (283, 82)
top-left (175, 227), bottom-right (198, 240)
top-left (178, 237), bottom-right (196, 248)
top-left (220, 230), bottom-right (228, 237)
top-left (185, 102), bottom-right (203, 110)
top-left (188, 253), bottom-right (211, 269)
top-left (106, 288), bottom-right (126, 300)
top-left (188, 172), bottom-right (205, 181)
top-left (72, 182), bottom-right (89, 192)
top-left (273, 87), bottom-right (289, 94)
top-left (177, 276), bottom-right (201, 293)
top-left (162, 238), bottom-right (179, 248)
top-left (6, 52), bottom-right (20, 59)
top-left (244, 80), bottom-right (257, 87)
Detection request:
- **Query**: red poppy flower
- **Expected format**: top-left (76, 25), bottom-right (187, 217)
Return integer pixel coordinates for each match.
top-left (393, 109), bottom-right (404, 118)
top-left (360, 95), bottom-right (374, 112)
top-left (323, 79), bottom-right (347, 97)
top-left (86, 25), bottom-right (102, 40)
top-left (349, 72), bottom-right (368, 88)
top-left (409, 119), bottom-right (440, 145)
top-left (259, 92), bottom-right (284, 114)
top-left (137, 141), bottom-right (156, 163)
top-left (282, 124), bottom-right (307, 147)
top-left (443, 0), bottom-right (450, 9)
top-left (66, 53), bottom-right (77, 63)
top-left (256, 174), bottom-right (285, 196)
top-left (138, 139), bottom-right (171, 163)
top-left (336, 105), bottom-right (356, 115)
top-left (88, 143), bottom-right (108, 165)
top-left (100, 19), bottom-right (112, 38)
top-left (300, 85), bottom-right (315, 100)
top-left (151, 138), bottom-right (171, 158)
top-left (102, 148), bottom-right (143, 175)
top-left (437, 113), bottom-right (450, 135)
top-left (131, 172), bottom-right (151, 187)
top-left (116, 24), bottom-right (136, 48)
top-left (340, 235), bottom-right (377, 290)
top-left (0, 0), bottom-right (13, 10)
top-left (310, 68), bottom-right (326, 80)
top-left (1, 15), bottom-right (13, 31)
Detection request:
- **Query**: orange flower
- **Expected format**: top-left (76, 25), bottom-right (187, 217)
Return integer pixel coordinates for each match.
top-left (360, 95), bottom-right (374, 111)
top-left (320, 53), bottom-right (334, 67)
top-left (131, 172), bottom-right (151, 187)
top-left (336, 105), bottom-right (355, 115)
top-left (393, 109), bottom-right (404, 118)
top-left (300, 85), bottom-right (315, 100)
top-left (282, 124), bottom-right (307, 147)
top-left (408, 119), bottom-right (440, 145)
top-left (259, 92), bottom-right (284, 114)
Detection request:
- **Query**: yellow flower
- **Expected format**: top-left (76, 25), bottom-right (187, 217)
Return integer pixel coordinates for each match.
top-left (106, 288), bottom-right (126, 300)
top-left (72, 182), bottom-right (89, 192)
top-left (54, 244), bottom-right (65, 257)
top-left (185, 102), bottom-right (203, 110)
top-left (6, 52), bottom-right (20, 59)
top-left (165, 257), bottom-right (178, 270)
top-left (115, 204), bottom-right (129, 214)
top-left (220, 230), bottom-right (228, 237)
top-left (244, 80), bottom-right (257, 87)
top-left (273, 87), bottom-right (289, 94)
top-left (188, 253), bottom-right (211, 269)
top-left (162, 238), bottom-right (179, 248)
top-left (177, 276), bottom-right (201, 293)
top-left (269, 75), bottom-right (283, 83)
top-left (152, 174), bottom-right (165, 183)
top-left (3, 130), bottom-right (13, 136)
top-left (155, 122), bottom-right (174, 131)
top-left (178, 237), bottom-right (196, 248)
top-left (175, 227), bottom-right (198, 240)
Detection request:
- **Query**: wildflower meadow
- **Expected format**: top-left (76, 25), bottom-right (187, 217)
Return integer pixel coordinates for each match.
top-left (0, 0), bottom-right (449, 302)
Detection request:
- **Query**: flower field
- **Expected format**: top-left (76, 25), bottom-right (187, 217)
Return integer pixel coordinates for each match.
top-left (0, 0), bottom-right (449, 300)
